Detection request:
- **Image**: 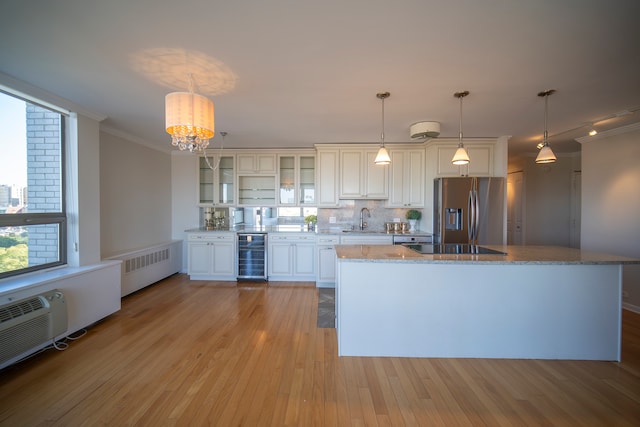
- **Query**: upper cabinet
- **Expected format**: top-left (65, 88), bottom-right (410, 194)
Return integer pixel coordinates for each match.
top-left (278, 152), bottom-right (316, 206)
top-left (387, 148), bottom-right (425, 207)
top-left (198, 154), bottom-right (235, 206)
top-left (426, 137), bottom-right (508, 178)
top-left (433, 144), bottom-right (493, 177)
top-left (315, 148), bottom-right (339, 207)
top-left (238, 175), bottom-right (277, 206)
top-left (237, 153), bottom-right (277, 174)
top-left (237, 152), bottom-right (278, 206)
top-left (339, 148), bottom-right (388, 199)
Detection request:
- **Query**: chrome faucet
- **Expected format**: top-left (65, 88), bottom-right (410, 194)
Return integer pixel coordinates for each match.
top-left (359, 207), bottom-right (370, 230)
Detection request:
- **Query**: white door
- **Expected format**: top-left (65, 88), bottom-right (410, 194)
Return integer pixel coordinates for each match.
top-left (570, 171), bottom-right (581, 248)
top-left (507, 171), bottom-right (524, 245)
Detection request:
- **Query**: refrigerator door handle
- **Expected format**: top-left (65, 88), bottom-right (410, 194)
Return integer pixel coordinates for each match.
top-left (473, 189), bottom-right (480, 244)
top-left (468, 190), bottom-right (474, 242)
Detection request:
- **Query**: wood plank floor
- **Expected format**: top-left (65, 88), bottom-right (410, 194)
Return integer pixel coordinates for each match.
top-left (1, 273), bottom-right (639, 426)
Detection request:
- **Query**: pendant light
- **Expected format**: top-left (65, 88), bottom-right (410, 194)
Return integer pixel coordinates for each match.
top-left (451, 91), bottom-right (471, 165)
top-left (165, 74), bottom-right (215, 153)
top-left (374, 92), bottom-right (391, 165)
top-left (535, 89), bottom-right (557, 164)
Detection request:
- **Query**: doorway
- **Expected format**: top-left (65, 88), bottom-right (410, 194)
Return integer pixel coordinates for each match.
top-left (507, 171), bottom-right (524, 245)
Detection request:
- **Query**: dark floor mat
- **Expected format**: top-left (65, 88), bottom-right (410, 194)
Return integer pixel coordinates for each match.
top-left (317, 288), bottom-right (335, 328)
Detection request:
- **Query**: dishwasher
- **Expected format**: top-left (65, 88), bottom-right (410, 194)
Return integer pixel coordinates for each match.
top-left (237, 233), bottom-right (268, 280)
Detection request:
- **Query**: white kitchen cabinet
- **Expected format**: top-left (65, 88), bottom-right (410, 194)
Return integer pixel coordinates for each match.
top-left (268, 234), bottom-right (316, 281)
top-left (316, 235), bottom-right (339, 287)
top-left (432, 143), bottom-right (494, 177)
top-left (315, 149), bottom-right (339, 207)
top-left (198, 154), bottom-right (235, 206)
top-left (237, 153), bottom-right (277, 174)
top-left (237, 175), bottom-right (277, 206)
top-left (187, 233), bottom-right (236, 280)
top-left (339, 149), bottom-right (388, 199)
top-left (278, 152), bottom-right (316, 205)
top-left (387, 148), bottom-right (424, 207)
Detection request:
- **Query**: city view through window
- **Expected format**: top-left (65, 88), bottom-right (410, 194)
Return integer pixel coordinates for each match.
top-left (0, 91), bottom-right (66, 278)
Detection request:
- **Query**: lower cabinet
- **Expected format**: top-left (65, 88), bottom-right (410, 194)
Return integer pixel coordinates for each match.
top-left (187, 232), bottom-right (236, 280)
top-left (316, 235), bottom-right (339, 287)
top-left (339, 234), bottom-right (394, 245)
top-left (268, 234), bottom-right (316, 281)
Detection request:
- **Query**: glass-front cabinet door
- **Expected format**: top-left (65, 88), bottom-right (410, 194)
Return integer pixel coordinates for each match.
top-left (199, 154), bottom-right (235, 205)
top-left (279, 155), bottom-right (296, 205)
top-left (278, 153), bottom-right (315, 205)
top-left (299, 155), bottom-right (315, 205)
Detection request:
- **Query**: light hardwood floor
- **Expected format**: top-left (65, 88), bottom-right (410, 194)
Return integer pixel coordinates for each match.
top-left (1, 273), bottom-right (639, 426)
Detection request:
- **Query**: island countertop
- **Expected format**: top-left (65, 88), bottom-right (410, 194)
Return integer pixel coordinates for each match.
top-left (335, 244), bottom-right (640, 265)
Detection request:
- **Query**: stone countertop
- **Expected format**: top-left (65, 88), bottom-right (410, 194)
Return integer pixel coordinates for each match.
top-left (185, 226), bottom-right (433, 237)
top-left (335, 244), bottom-right (640, 265)
top-left (185, 225), bottom-right (312, 233)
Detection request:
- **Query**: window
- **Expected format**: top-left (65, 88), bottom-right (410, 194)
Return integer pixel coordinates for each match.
top-left (0, 90), bottom-right (66, 279)
top-left (278, 206), bottom-right (318, 223)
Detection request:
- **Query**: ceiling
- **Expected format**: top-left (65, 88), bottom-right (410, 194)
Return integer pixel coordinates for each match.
top-left (1, 0), bottom-right (639, 159)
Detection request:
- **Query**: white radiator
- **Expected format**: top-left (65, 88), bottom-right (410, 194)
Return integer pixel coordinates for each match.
top-left (107, 240), bottom-right (182, 297)
top-left (0, 289), bottom-right (68, 366)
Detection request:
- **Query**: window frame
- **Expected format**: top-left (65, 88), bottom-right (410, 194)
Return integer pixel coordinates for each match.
top-left (0, 91), bottom-right (67, 280)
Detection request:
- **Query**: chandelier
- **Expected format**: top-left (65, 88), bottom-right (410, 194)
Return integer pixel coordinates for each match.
top-left (165, 75), bottom-right (214, 153)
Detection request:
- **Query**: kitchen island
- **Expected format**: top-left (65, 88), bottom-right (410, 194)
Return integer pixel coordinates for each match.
top-left (335, 244), bottom-right (639, 361)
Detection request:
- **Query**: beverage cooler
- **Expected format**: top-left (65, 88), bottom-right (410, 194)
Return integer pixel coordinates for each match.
top-left (237, 233), bottom-right (267, 280)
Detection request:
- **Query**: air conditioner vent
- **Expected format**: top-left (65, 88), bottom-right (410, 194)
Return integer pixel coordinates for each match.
top-left (0, 298), bottom-right (45, 323)
top-left (410, 121), bottom-right (440, 139)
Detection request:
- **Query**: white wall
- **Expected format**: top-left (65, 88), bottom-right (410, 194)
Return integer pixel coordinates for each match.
top-left (578, 123), bottom-right (640, 311)
top-left (171, 152), bottom-right (200, 272)
top-left (99, 131), bottom-right (173, 258)
top-left (75, 114), bottom-right (102, 265)
top-left (509, 153), bottom-right (580, 246)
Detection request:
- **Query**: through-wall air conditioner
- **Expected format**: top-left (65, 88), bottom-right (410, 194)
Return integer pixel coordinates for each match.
top-left (0, 289), bottom-right (68, 368)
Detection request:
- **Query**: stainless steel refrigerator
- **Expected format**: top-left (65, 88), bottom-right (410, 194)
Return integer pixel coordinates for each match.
top-left (433, 177), bottom-right (506, 245)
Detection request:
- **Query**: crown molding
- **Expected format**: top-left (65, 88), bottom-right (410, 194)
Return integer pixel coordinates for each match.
top-left (0, 71), bottom-right (107, 121)
top-left (576, 122), bottom-right (640, 144)
top-left (100, 125), bottom-right (171, 154)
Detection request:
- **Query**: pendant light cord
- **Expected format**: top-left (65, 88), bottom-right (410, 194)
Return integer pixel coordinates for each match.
top-left (377, 92), bottom-right (390, 147)
top-left (458, 94), bottom-right (463, 147)
top-left (381, 95), bottom-right (385, 145)
top-left (203, 131), bottom-right (226, 172)
top-left (543, 93), bottom-right (549, 145)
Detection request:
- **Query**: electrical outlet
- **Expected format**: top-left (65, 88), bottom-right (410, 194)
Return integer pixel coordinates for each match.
top-left (622, 290), bottom-right (629, 298)
top-left (329, 217), bottom-right (336, 223)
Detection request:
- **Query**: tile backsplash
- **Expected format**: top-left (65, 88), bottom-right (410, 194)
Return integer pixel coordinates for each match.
top-left (317, 200), bottom-right (424, 232)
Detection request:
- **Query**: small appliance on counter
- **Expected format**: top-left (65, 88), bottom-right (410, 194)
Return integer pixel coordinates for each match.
top-left (385, 221), bottom-right (409, 234)
top-left (203, 207), bottom-right (228, 230)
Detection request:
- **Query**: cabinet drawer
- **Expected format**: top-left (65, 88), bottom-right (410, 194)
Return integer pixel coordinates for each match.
top-left (270, 234), bottom-right (316, 243)
top-left (188, 233), bottom-right (234, 241)
top-left (317, 235), bottom-right (340, 245)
